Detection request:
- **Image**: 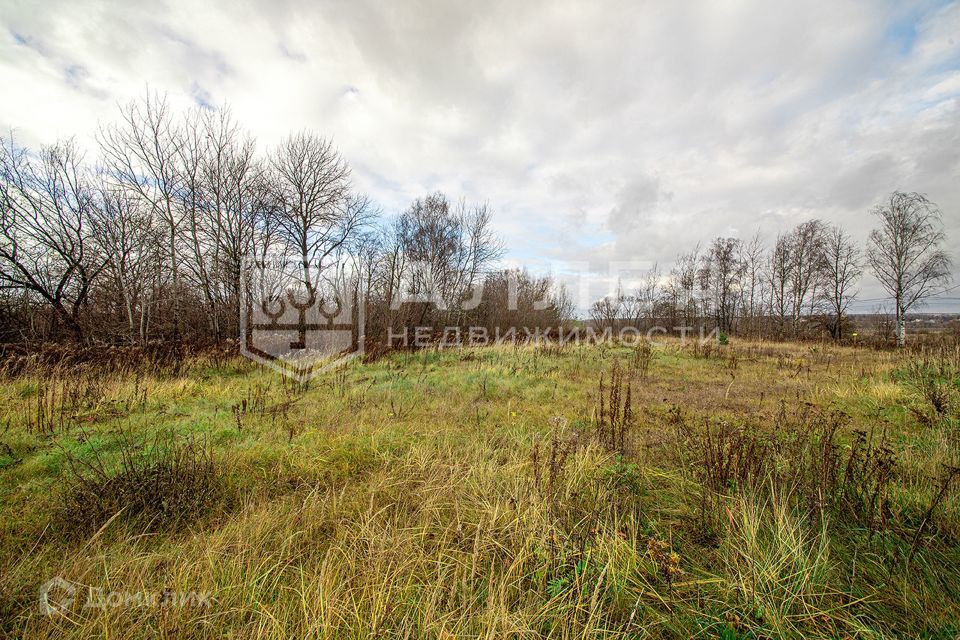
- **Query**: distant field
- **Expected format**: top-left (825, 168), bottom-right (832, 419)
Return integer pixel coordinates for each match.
top-left (1, 339), bottom-right (959, 638)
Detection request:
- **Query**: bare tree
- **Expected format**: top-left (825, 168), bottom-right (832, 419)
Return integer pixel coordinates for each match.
top-left (867, 191), bottom-right (952, 346)
top-left (270, 132), bottom-right (357, 286)
top-left (180, 107), bottom-right (268, 340)
top-left (393, 192), bottom-right (500, 328)
top-left (454, 200), bottom-right (503, 324)
top-left (177, 108), bottom-right (221, 336)
top-left (739, 232), bottom-right (765, 337)
top-left (0, 99), bottom-right (396, 346)
top-left (589, 295), bottom-right (622, 334)
top-left (767, 233), bottom-right (793, 337)
top-left (90, 183), bottom-right (161, 342)
top-left (670, 247), bottom-right (700, 328)
top-left (201, 108), bottom-right (264, 338)
top-left (475, 268), bottom-right (563, 334)
top-left (0, 137), bottom-right (105, 340)
top-left (789, 219), bottom-right (826, 331)
top-left (634, 263), bottom-right (660, 329)
top-left (98, 92), bottom-right (185, 337)
top-left (551, 281), bottom-right (576, 326)
top-left (819, 225), bottom-right (862, 340)
top-left (704, 237), bottom-right (743, 333)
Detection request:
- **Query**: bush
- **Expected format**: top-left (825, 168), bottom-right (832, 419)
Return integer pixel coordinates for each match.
top-left (57, 431), bottom-right (223, 538)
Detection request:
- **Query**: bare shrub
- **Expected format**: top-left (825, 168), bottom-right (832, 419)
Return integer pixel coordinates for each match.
top-left (631, 339), bottom-right (653, 379)
top-left (677, 407), bottom-right (899, 536)
top-left (698, 419), bottom-right (771, 494)
top-left (837, 429), bottom-right (896, 534)
top-left (57, 430), bottom-right (223, 538)
top-left (596, 360), bottom-right (632, 454)
top-left (531, 432), bottom-right (579, 509)
top-left (689, 340), bottom-right (716, 360)
top-left (901, 348), bottom-right (958, 423)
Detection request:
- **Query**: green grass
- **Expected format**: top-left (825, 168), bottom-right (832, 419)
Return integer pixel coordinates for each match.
top-left (0, 340), bottom-right (958, 638)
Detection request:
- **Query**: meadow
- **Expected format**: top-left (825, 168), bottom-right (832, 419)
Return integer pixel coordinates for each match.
top-left (0, 338), bottom-right (959, 638)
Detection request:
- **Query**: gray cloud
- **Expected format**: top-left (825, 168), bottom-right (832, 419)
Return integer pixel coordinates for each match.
top-left (607, 175), bottom-right (663, 235)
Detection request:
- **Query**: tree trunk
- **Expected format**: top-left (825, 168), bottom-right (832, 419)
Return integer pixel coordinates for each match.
top-left (51, 299), bottom-right (83, 342)
top-left (896, 304), bottom-right (906, 347)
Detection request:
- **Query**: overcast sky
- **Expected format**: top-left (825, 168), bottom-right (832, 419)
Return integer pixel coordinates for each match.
top-left (2, 0), bottom-right (958, 310)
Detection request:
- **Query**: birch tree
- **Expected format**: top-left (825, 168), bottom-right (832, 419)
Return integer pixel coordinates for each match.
top-left (867, 191), bottom-right (951, 347)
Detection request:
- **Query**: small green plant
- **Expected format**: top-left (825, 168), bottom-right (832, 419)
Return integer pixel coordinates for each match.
top-left (546, 559), bottom-right (597, 599)
top-left (601, 456), bottom-right (643, 496)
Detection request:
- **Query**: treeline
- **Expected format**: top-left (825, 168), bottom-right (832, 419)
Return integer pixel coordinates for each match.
top-left (0, 94), bottom-right (570, 346)
top-left (590, 193), bottom-right (952, 345)
top-left (0, 94), bottom-right (951, 349)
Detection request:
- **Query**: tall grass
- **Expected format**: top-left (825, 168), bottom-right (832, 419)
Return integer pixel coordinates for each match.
top-left (722, 487), bottom-right (838, 638)
top-left (1, 341), bottom-right (959, 638)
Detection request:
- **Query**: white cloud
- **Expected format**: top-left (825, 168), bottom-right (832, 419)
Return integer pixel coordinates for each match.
top-left (1, 0), bottom-right (958, 309)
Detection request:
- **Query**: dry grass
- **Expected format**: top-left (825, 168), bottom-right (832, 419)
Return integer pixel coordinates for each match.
top-left (0, 338), bottom-right (958, 638)
top-left (721, 489), bottom-right (836, 638)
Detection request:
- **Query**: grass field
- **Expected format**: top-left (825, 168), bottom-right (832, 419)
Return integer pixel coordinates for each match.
top-left (1, 339), bottom-right (959, 638)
